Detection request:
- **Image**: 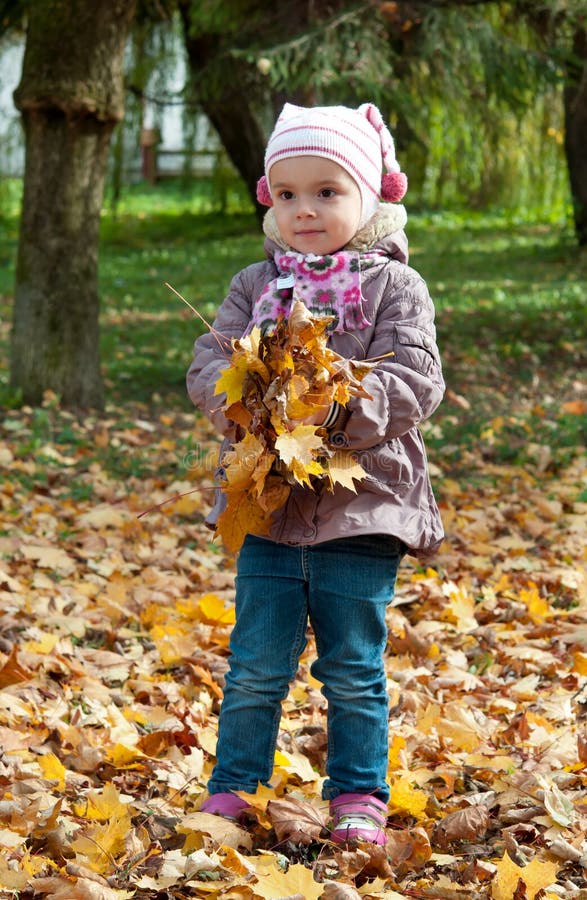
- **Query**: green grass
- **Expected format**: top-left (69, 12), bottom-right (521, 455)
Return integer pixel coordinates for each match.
top-left (0, 178), bottom-right (585, 473)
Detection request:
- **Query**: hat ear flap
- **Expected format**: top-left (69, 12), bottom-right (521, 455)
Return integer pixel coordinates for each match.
top-left (256, 175), bottom-right (273, 207)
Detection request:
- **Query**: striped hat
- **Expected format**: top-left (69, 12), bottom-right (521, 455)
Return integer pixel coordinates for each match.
top-left (256, 102), bottom-right (407, 227)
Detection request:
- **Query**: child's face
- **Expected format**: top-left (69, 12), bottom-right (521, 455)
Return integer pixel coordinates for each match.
top-left (269, 156), bottom-right (362, 255)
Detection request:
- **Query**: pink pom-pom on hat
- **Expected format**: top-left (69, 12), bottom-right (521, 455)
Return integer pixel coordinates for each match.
top-left (256, 175), bottom-right (273, 207)
top-left (259, 101), bottom-right (407, 226)
top-left (381, 171), bottom-right (407, 203)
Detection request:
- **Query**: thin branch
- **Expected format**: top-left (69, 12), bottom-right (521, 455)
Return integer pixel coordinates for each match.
top-left (165, 282), bottom-right (231, 356)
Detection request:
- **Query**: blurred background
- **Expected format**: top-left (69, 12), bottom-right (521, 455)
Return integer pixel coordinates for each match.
top-left (0, 0), bottom-right (585, 424)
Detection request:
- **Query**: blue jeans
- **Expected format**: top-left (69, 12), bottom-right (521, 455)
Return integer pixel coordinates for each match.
top-left (206, 533), bottom-right (404, 802)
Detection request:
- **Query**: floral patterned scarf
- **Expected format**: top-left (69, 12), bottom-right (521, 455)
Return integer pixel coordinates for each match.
top-left (250, 250), bottom-right (387, 335)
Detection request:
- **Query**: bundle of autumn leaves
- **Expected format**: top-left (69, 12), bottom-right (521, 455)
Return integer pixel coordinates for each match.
top-left (213, 301), bottom-right (373, 552)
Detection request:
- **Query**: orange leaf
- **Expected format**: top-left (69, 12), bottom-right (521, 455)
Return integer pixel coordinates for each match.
top-left (561, 400), bottom-right (587, 415)
top-left (387, 826), bottom-right (432, 874)
top-left (0, 646), bottom-right (33, 688)
top-left (216, 490), bottom-right (272, 554)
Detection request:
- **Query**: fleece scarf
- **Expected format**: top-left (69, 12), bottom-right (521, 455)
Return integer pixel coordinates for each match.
top-left (251, 249), bottom-right (388, 335)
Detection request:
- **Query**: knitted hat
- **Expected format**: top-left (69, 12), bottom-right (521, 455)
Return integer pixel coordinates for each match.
top-left (256, 102), bottom-right (407, 227)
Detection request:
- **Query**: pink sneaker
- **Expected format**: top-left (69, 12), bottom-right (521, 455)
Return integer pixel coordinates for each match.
top-left (329, 793), bottom-right (388, 845)
top-left (200, 792), bottom-right (249, 823)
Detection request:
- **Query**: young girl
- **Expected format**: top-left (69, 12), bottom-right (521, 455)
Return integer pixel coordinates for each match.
top-left (187, 102), bottom-right (444, 845)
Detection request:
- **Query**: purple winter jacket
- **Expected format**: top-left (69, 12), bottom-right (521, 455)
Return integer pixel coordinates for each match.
top-left (187, 206), bottom-right (445, 557)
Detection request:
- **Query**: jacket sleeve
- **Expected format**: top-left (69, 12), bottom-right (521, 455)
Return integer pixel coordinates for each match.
top-left (186, 265), bottom-right (260, 436)
top-left (330, 265), bottom-right (444, 450)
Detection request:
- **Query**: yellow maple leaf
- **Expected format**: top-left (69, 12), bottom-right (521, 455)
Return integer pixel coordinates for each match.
top-left (442, 581), bottom-right (478, 631)
top-left (215, 347), bottom-right (269, 404)
top-left (275, 423), bottom-right (323, 466)
top-left (286, 372), bottom-right (310, 401)
top-left (388, 776), bottom-right (428, 818)
top-left (253, 860), bottom-right (323, 900)
top-left (72, 782), bottom-right (131, 822)
top-left (290, 456), bottom-right (326, 487)
top-left (491, 852), bottom-right (559, 900)
top-left (234, 784), bottom-right (279, 813)
top-left (250, 450), bottom-right (275, 498)
top-left (272, 346), bottom-right (294, 375)
top-left (23, 633), bottom-right (59, 654)
top-left (438, 703), bottom-right (484, 752)
top-left (257, 474), bottom-right (291, 513)
top-left (0, 857), bottom-right (28, 890)
top-left (326, 450), bottom-right (368, 492)
top-left (288, 299), bottom-right (332, 345)
top-left (216, 489), bottom-right (272, 554)
top-left (198, 592), bottom-right (236, 625)
top-left (520, 582), bottom-right (552, 624)
top-left (286, 373), bottom-right (333, 420)
top-left (104, 743), bottom-right (148, 768)
top-left (388, 734), bottom-right (407, 771)
top-left (38, 753), bottom-right (66, 790)
top-left (70, 812), bottom-right (131, 874)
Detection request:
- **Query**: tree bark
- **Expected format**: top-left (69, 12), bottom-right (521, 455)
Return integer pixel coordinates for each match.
top-left (177, 3), bottom-right (267, 224)
top-left (563, 22), bottom-right (587, 246)
top-left (11, 0), bottom-right (136, 409)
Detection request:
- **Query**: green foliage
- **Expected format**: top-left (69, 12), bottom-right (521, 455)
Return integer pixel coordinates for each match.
top-left (239, 3), bottom-right (395, 104)
top-left (408, 209), bottom-right (586, 473)
top-left (184, 0), bottom-right (266, 37)
top-left (388, 4), bottom-right (571, 211)
top-left (97, 180), bottom-right (258, 404)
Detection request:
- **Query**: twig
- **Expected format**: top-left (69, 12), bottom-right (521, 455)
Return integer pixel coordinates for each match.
top-left (165, 282), bottom-right (231, 356)
top-left (137, 486), bottom-right (214, 519)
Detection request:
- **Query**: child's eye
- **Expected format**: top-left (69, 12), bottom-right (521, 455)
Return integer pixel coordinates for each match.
top-left (319, 188), bottom-right (336, 198)
top-left (279, 190), bottom-right (294, 200)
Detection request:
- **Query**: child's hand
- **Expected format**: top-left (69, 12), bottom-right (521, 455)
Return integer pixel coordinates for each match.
top-left (298, 407), bottom-right (329, 427)
top-left (297, 401), bottom-right (342, 428)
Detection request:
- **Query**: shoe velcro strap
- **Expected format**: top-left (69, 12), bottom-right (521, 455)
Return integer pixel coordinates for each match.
top-left (333, 802), bottom-right (386, 825)
top-left (335, 813), bottom-right (383, 831)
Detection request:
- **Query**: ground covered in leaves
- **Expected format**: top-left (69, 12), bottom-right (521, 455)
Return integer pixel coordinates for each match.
top-left (0, 376), bottom-right (585, 899)
top-left (1, 195), bottom-right (586, 898)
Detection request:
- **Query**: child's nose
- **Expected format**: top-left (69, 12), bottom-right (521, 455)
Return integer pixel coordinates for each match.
top-left (296, 197), bottom-right (316, 217)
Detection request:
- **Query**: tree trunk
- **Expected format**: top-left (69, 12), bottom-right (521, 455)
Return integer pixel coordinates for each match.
top-left (177, 1), bottom-right (268, 223)
top-left (11, 0), bottom-right (136, 409)
top-left (563, 22), bottom-right (587, 246)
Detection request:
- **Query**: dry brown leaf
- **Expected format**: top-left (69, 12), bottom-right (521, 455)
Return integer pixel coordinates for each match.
top-left (320, 882), bottom-right (362, 899)
top-left (434, 805), bottom-right (490, 847)
top-left (31, 874), bottom-right (134, 899)
top-left (386, 826), bottom-right (432, 874)
top-left (266, 797), bottom-right (326, 844)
